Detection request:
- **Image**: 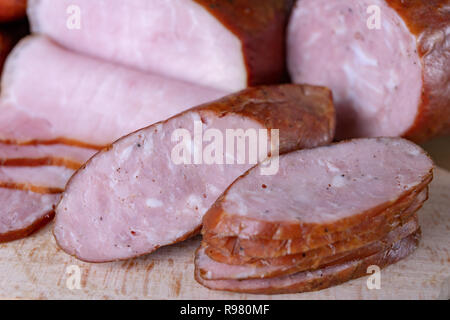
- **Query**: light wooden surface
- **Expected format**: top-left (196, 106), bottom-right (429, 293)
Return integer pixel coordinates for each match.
top-left (0, 168), bottom-right (449, 300)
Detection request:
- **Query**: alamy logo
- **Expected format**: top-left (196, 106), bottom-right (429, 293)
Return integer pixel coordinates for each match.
top-left (367, 5), bottom-right (381, 30)
top-left (171, 121), bottom-right (280, 175)
top-left (66, 5), bottom-right (82, 30)
top-left (66, 265), bottom-right (82, 290)
top-left (366, 265), bottom-right (381, 290)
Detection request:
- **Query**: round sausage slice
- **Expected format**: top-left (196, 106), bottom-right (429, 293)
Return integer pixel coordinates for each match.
top-left (197, 214), bottom-right (419, 280)
top-left (203, 138), bottom-right (433, 241)
top-left (204, 183), bottom-right (428, 260)
top-left (54, 84), bottom-right (335, 262)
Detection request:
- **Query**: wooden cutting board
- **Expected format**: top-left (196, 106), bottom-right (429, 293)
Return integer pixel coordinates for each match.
top-left (0, 168), bottom-right (449, 300)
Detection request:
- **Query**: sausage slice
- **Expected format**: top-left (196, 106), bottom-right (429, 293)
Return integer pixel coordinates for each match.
top-left (204, 182), bottom-right (428, 260)
top-left (54, 84), bottom-right (335, 262)
top-left (197, 214), bottom-right (419, 280)
top-left (195, 229), bottom-right (421, 294)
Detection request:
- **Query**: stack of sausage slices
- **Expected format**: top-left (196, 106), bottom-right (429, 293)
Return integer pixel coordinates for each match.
top-left (196, 138), bottom-right (434, 294)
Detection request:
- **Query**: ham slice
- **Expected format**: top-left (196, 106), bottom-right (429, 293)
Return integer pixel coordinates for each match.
top-left (0, 188), bottom-right (59, 243)
top-left (53, 84), bottom-right (335, 262)
top-left (287, 0), bottom-right (450, 142)
top-left (28, 0), bottom-right (293, 92)
top-left (195, 230), bottom-right (421, 294)
top-left (0, 36), bottom-right (225, 148)
top-left (204, 181), bottom-right (428, 260)
top-left (203, 138), bottom-right (434, 241)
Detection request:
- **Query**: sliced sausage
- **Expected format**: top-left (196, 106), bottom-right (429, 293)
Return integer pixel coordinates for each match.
top-left (195, 229), bottom-right (421, 294)
top-left (28, 0), bottom-right (293, 92)
top-left (0, 188), bottom-right (59, 243)
top-left (205, 183), bottom-right (428, 260)
top-left (203, 138), bottom-right (433, 241)
top-left (288, 0), bottom-right (450, 142)
top-left (54, 84), bottom-right (335, 262)
top-left (0, 36), bottom-right (225, 148)
top-left (197, 214), bottom-right (419, 280)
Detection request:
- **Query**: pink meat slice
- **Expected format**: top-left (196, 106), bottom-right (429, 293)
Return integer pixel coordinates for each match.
top-left (28, 0), bottom-right (246, 92)
top-left (0, 188), bottom-right (60, 242)
top-left (287, 0), bottom-right (423, 139)
top-left (0, 143), bottom-right (97, 168)
top-left (53, 84), bottom-right (335, 263)
top-left (0, 36), bottom-right (225, 147)
top-left (0, 165), bottom-right (75, 192)
top-left (55, 112), bottom-right (271, 262)
top-left (203, 138), bottom-right (434, 239)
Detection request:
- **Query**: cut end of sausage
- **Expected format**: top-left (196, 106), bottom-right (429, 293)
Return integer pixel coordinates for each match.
top-left (197, 214), bottom-right (420, 280)
top-left (288, 0), bottom-right (423, 139)
top-left (0, 188), bottom-right (60, 243)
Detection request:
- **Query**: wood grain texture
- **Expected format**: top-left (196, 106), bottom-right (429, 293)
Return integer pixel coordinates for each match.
top-left (0, 168), bottom-right (449, 300)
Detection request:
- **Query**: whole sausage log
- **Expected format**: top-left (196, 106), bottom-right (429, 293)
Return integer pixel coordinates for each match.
top-left (204, 182), bottom-right (428, 260)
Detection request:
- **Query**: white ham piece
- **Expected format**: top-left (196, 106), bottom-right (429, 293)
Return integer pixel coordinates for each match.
top-left (28, 0), bottom-right (293, 92)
